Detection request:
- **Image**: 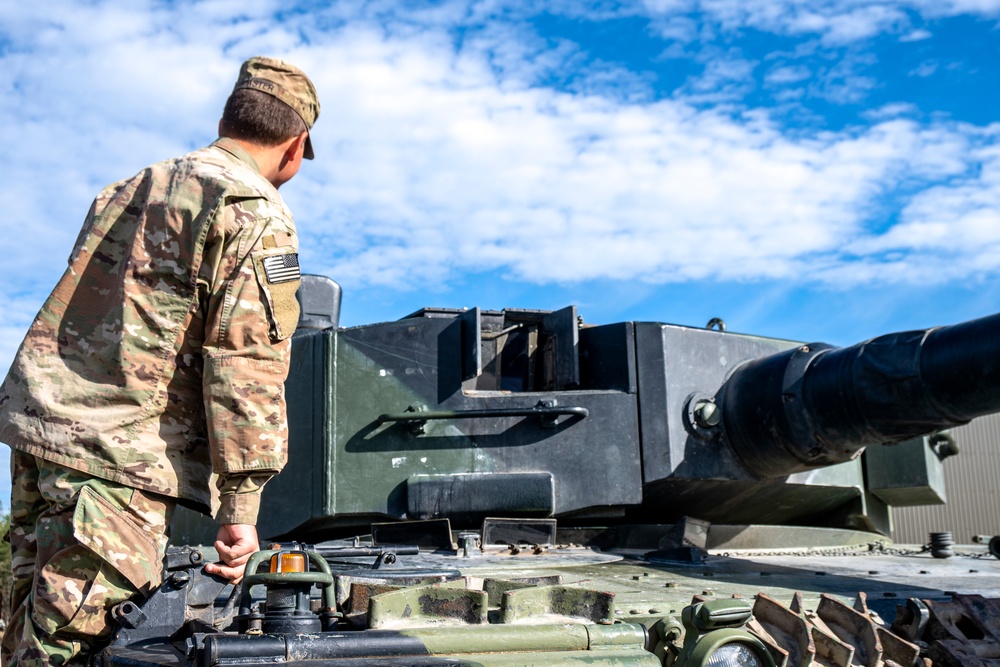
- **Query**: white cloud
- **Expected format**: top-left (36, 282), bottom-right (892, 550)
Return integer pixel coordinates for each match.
top-left (909, 61), bottom-right (939, 77)
top-left (850, 135), bottom-right (1000, 256)
top-left (297, 34), bottom-right (984, 290)
top-left (900, 28), bottom-right (933, 41)
top-left (861, 102), bottom-right (919, 120)
top-left (2, 0), bottom-right (1000, 378)
top-left (765, 64), bottom-right (813, 86)
top-left (637, 0), bottom-right (1000, 43)
top-left (808, 51), bottom-right (878, 103)
top-left (675, 52), bottom-right (758, 102)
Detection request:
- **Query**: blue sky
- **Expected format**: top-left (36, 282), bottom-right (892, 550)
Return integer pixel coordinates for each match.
top-left (1, 1), bottom-right (999, 504)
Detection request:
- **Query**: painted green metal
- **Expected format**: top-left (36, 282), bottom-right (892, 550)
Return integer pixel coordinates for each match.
top-left (369, 583), bottom-right (489, 628)
top-left (499, 585), bottom-right (616, 625)
top-left (483, 577), bottom-right (562, 606)
top-left (402, 649), bottom-right (660, 666)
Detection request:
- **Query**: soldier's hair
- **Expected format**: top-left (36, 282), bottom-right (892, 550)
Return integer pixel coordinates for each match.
top-left (219, 89), bottom-right (307, 146)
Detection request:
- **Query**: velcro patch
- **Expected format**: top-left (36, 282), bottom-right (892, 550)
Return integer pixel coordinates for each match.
top-left (262, 253), bottom-right (300, 284)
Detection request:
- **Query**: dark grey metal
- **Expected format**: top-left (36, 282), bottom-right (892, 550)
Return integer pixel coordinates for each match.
top-left (930, 532), bottom-right (954, 558)
top-left (866, 435), bottom-right (947, 506)
top-left (407, 472), bottom-right (556, 522)
top-left (296, 274), bottom-right (341, 330)
top-left (261, 287), bottom-right (1000, 535)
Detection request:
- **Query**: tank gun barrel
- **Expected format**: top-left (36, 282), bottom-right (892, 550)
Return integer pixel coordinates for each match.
top-left (720, 311), bottom-right (1000, 478)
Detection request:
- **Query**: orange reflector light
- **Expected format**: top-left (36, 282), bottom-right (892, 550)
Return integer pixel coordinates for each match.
top-left (269, 553), bottom-right (307, 573)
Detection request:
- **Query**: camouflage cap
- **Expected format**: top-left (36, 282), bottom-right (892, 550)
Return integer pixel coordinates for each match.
top-left (234, 56), bottom-right (320, 159)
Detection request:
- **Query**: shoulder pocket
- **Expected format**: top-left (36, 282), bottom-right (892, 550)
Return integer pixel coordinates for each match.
top-left (252, 248), bottom-right (302, 341)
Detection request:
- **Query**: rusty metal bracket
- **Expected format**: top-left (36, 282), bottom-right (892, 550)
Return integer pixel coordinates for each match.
top-left (368, 582), bottom-right (488, 628)
top-left (499, 585), bottom-right (615, 625)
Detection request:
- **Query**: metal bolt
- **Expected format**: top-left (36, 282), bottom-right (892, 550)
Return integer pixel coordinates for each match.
top-left (170, 571), bottom-right (191, 587)
top-left (460, 534), bottom-right (478, 558)
top-left (694, 400), bottom-right (721, 428)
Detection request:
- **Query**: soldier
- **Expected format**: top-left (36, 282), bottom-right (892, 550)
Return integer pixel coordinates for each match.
top-left (0, 56), bottom-right (319, 666)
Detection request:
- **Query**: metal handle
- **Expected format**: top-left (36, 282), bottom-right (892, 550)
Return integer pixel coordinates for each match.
top-left (239, 549), bottom-right (337, 615)
top-left (377, 404), bottom-right (589, 433)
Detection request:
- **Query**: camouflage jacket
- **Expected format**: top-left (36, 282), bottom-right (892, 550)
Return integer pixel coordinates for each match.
top-left (0, 139), bottom-right (301, 525)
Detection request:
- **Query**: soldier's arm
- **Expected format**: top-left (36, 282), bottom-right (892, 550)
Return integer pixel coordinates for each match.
top-left (198, 197), bottom-right (300, 553)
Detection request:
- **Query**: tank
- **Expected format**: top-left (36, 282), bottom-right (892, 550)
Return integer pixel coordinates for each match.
top-left (100, 275), bottom-right (1000, 667)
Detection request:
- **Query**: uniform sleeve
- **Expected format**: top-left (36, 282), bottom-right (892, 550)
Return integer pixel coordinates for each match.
top-left (198, 196), bottom-right (301, 525)
top-left (215, 473), bottom-right (275, 525)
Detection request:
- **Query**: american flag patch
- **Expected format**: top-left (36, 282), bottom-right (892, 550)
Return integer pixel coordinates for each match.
top-left (262, 253), bottom-right (300, 284)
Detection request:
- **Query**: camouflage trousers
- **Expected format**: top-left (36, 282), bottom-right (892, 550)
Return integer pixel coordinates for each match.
top-left (2, 450), bottom-right (175, 667)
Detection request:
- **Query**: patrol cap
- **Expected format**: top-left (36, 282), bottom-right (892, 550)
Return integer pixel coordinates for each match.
top-left (234, 56), bottom-right (320, 159)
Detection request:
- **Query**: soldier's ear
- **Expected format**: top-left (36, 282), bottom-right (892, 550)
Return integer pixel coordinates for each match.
top-left (279, 133), bottom-right (304, 165)
top-left (288, 131), bottom-right (308, 160)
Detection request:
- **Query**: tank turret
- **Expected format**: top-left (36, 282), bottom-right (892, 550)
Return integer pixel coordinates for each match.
top-left (238, 276), bottom-right (999, 540)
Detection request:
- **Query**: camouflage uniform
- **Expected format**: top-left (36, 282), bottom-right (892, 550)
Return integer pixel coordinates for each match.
top-left (5, 451), bottom-right (173, 667)
top-left (0, 56), bottom-right (319, 667)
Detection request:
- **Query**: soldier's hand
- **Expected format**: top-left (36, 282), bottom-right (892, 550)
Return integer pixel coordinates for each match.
top-left (205, 523), bottom-right (260, 583)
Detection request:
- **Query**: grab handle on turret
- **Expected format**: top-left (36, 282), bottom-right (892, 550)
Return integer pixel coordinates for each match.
top-left (377, 402), bottom-right (589, 434)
